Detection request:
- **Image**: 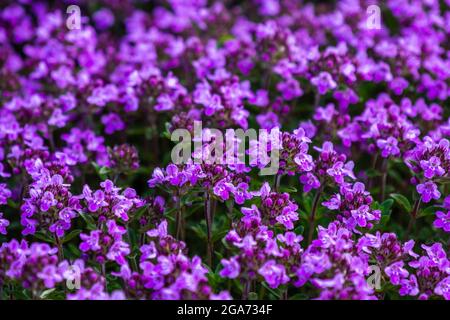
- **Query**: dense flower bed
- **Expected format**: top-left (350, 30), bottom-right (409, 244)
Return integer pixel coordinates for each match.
top-left (0, 0), bottom-right (449, 300)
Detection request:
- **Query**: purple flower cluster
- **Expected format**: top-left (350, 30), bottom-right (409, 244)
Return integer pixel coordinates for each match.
top-left (80, 179), bottom-right (145, 222)
top-left (358, 233), bottom-right (449, 300)
top-left (220, 209), bottom-right (302, 292)
top-left (21, 165), bottom-right (79, 238)
top-left (295, 222), bottom-right (376, 300)
top-left (323, 182), bottom-right (381, 231)
top-left (115, 220), bottom-right (230, 300)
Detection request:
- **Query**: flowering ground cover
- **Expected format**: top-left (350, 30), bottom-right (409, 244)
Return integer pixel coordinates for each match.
top-left (0, 0), bottom-right (449, 300)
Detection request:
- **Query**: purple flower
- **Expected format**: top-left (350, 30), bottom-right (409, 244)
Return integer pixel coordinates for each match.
top-left (420, 243), bottom-right (448, 270)
top-left (231, 182), bottom-right (252, 205)
top-left (213, 179), bottom-right (233, 201)
top-left (258, 260), bottom-right (289, 288)
top-left (219, 257), bottom-right (240, 279)
top-left (0, 184), bottom-right (12, 205)
top-left (322, 194), bottom-right (341, 210)
top-left (399, 275), bottom-right (419, 297)
top-left (87, 85), bottom-right (118, 107)
top-left (107, 240), bottom-right (130, 265)
top-left (434, 211), bottom-right (450, 232)
top-left (49, 220), bottom-right (71, 238)
top-left (327, 161), bottom-right (355, 184)
top-left (40, 191), bottom-right (57, 212)
top-left (403, 240), bottom-right (419, 259)
top-left (350, 205), bottom-right (375, 228)
top-left (311, 72), bottom-right (337, 95)
top-left (21, 217), bottom-right (37, 236)
top-left (294, 153), bottom-right (314, 172)
top-left (107, 220), bottom-right (127, 240)
top-left (80, 230), bottom-right (102, 252)
top-left (154, 94), bottom-right (174, 112)
top-left (147, 220), bottom-right (168, 238)
top-left (241, 205), bottom-right (262, 228)
top-left (48, 108), bottom-right (68, 128)
top-left (377, 137), bottom-right (400, 158)
top-left (101, 113), bottom-right (125, 135)
top-left (385, 261), bottom-right (409, 285)
top-left (276, 78), bottom-right (303, 100)
top-left (37, 265), bottom-right (63, 288)
top-left (249, 89), bottom-right (269, 107)
top-left (314, 104), bottom-right (336, 123)
top-left (256, 111), bottom-right (280, 129)
top-left (389, 77), bottom-right (409, 95)
top-left (416, 181), bottom-right (441, 203)
top-left (0, 212), bottom-right (9, 235)
top-left (83, 186), bottom-right (108, 212)
top-left (444, 196), bottom-right (450, 210)
top-left (93, 8), bottom-right (115, 30)
top-left (276, 207), bottom-right (299, 230)
top-left (420, 156), bottom-right (445, 179)
top-left (434, 276), bottom-right (450, 300)
top-left (299, 173), bottom-right (320, 193)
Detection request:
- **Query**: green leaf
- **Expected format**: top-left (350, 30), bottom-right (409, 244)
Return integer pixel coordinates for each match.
top-left (294, 225), bottom-right (304, 235)
top-left (248, 292), bottom-right (259, 300)
top-left (299, 211), bottom-right (309, 221)
top-left (380, 199), bottom-right (394, 215)
top-left (133, 206), bottom-right (148, 221)
top-left (261, 282), bottom-right (281, 299)
top-left (418, 205), bottom-right (442, 219)
top-left (79, 212), bottom-right (97, 230)
top-left (62, 229), bottom-right (82, 244)
top-left (7, 199), bottom-right (19, 209)
top-left (92, 162), bottom-right (111, 180)
top-left (212, 229), bottom-right (229, 243)
top-left (279, 186), bottom-right (298, 193)
top-left (34, 231), bottom-right (55, 244)
top-left (190, 225), bottom-right (206, 240)
top-left (366, 168), bottom-right (380, 178)
top-left (289, 293), bottom-right (309, 300)
top-left (390, 194), bottom-right (412, 212)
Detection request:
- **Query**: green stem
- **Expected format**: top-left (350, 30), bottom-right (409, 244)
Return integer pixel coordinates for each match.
top-left (175, 192), bottom-right (182, 240)
top-left (307, 184), bottom-right (324, 245)
top-left (204, 191), bottom-right (213, 267)
top-left (54, 235), bottom-right (64, 261)
top-left (380, 158), bottom-right (388, 202)
top-left (405, 198), bottom-right (421, 239)
top-left (242, 279), bottom-right (250, 300)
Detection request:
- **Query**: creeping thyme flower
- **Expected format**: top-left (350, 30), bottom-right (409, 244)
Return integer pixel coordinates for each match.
top-left (416, 181), bottom-right (441, 203)
top-left (323, 182), bottom-right (381, 231)
top-left (0, 184), bottom-right (11, 205)
top-left (434, 211), bottom-right (450, 233)
top-left (0, 212), bottom-right (9, 235)
top-left (79, 219), bottom-right (130, 265)
top-left (247, 182), bottom-right (299, 230)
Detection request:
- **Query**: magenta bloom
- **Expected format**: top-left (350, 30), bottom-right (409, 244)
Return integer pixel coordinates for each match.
top-left (385, 261), bottom-right (409, 285)
top-left (219, 257), bottom-right (241, 279)
top-left (399, 275), bottom-right (419, 297)
top-left (0, 212), bottom-right (9, 235)
top-left (434, 211), bottom-right (450, 232)
top-left (420, 156), bottom-right (445, 179)
top-left (311, 72), bottom-right (337, 95)
top-left (416, 181), bottom-right (441, 203)
top-left (377, 137), bottom-right (400, 158)
top-left (258, 260), bottom-right (289, 289)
